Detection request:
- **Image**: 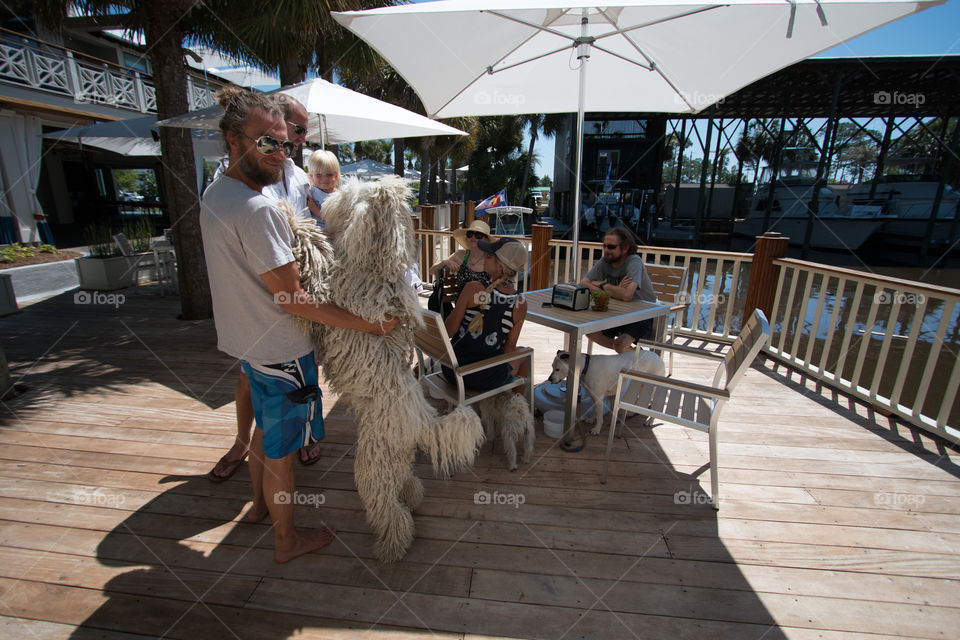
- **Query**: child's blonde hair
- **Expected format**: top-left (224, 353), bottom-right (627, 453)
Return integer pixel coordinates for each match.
top-left (307, 150), bottom-right (342, 189)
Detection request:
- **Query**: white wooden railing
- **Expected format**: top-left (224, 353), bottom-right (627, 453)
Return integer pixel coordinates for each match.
top-left (414, 229), bottom-right (752, 337)
top-left (768, 258), bottom-right (960, 444)
top-left (0, 29), bottom-right (221, 113)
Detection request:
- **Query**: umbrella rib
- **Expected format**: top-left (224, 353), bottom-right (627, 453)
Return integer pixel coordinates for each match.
top-left (433, 8), bottom-right (574, 116)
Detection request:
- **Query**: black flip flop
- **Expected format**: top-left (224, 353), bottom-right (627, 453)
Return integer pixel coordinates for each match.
top-left (299, 444), bottom-right (322, 466)
top-left (207, 452), bottom-right (248, 482)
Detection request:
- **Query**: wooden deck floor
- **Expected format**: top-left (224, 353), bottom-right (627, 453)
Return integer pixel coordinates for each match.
top-left (1, 289), bottom-right (959, 639)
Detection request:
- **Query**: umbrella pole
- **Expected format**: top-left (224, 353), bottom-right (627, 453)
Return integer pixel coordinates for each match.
top-left (571, 14), bottom-right (590, 283)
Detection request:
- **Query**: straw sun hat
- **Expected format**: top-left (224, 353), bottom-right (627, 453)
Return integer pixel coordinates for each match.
top-left (451, 220), bottom-right (493, 249)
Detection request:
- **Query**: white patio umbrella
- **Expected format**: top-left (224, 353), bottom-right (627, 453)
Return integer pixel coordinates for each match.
top-left (333, 0), bottom-right (942, 278)
top-left (43, 116), bottom-right (162, 156)
top-left (43, 116), bottom-right (223, 158)
top-left (158, 77), bottom-right (467, 145)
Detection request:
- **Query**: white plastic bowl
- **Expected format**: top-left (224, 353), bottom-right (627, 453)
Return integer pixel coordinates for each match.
top-left (543, 410), bottom-right (564, 438)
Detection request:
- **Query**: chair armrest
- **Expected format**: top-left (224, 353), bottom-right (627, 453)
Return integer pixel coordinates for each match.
top-left (455, 346), bottom-right (534, 375)
top-left (633, 338), bottom-right (726, 360)
top-left (619, 368), bottom-right (730, 400)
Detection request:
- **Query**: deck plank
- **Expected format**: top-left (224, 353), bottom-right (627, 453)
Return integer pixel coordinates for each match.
top-left (1, 290), bottom-right (959, 639)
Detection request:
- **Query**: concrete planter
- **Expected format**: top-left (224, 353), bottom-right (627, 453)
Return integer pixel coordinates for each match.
top-left (75, 256), bottom-right (135, 291)
top-left (0, 274), bottom-right (18, 316)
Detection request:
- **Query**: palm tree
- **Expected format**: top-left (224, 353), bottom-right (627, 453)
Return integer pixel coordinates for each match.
top-left (194, 0), bottom-right (395, 86)
top-left (519, 113), bottom-right (565, 206)
top-left (27, 0), bottom-right (213, 318)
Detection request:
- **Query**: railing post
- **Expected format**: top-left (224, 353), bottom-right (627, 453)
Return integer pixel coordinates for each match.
top-left (413, 215), bottom-right (427, 276)
top-left (530, 223), bottom-right (553, 291)
top-left (421, 204), bottom-right (435, 231)
top-left (465, 200), bottom-right (475, 228)
top-left (744, 232), bottom-right (789, 323)
top-left (449, 201), bottom-right (460, 254)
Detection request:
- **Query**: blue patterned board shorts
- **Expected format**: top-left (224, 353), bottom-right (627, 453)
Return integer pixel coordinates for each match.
top-left (241, 351), bottom-right (324, 460)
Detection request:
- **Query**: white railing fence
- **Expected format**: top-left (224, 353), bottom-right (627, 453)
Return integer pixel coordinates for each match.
top-left (768, 258), bottom-right (960, 444)
top-left (0, 29), bottom-right (221, 114)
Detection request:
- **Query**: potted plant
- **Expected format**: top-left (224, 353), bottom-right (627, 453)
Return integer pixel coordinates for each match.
top-left (590, 289), bottom-right (610, 312)
top-left (75, 222), bottom-right (135, 290)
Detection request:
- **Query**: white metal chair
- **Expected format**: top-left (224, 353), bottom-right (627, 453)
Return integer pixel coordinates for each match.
top-left (601, 309), bottom-right (770, 508)
top-left (112, 232), bottom-right (154, 289)
top-left (414, 308), bottom-right (534, 412)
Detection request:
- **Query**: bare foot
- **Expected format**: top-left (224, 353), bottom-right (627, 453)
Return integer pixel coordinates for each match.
top-left (274, 526), bottom-right (336, 564)
top-left (245, 501), bottom-right (270, 523)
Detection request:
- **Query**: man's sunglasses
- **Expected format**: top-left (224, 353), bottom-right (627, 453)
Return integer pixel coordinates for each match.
top-left (241, 133), bottom-right (295, 158)
top-left (287, 121), bottom-right (308, 137)
top-left (603, 243), bottom-right (620, 250)
top-left (466, 231), bottom-right (488, 239)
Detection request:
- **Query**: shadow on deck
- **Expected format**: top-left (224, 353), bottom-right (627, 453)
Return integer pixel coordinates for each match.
top-left (0, 290), bottom-right (957, 639)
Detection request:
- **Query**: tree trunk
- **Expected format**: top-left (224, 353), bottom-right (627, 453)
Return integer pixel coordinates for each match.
top-left (419, 146), bottom-right (431, 205)
top-left (144, 3), bottom-right (209, 320)
top-left (438, 156), bottom-right (447, 203)
top-left (520, 129), bottom-right (538, 205)
top-left (354, 141), bottom-right (362, 161)
top-left (394, 139), bottom-right (405, 177)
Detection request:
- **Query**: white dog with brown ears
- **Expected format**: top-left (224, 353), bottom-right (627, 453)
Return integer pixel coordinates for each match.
top-left (282, 177), bottom-right (484, 563)
top-left (549, 348), bottom-right (665, 435)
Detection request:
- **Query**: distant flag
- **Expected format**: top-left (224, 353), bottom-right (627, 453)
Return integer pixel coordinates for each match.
top-left (474, 189), bottom-right (507, 216)
top-left (603, 163), bottom-right (613, 192)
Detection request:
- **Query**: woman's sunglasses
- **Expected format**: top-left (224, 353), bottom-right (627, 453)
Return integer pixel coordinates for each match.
top-left (287, 121), bottom-right (308, 137)
top-left (240, 133), bottom-right (295, 158)
top-left (466, 231), bottom-right (488, 239)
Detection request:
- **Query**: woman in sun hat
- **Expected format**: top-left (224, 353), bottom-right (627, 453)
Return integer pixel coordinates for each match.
top-left (430, 219), bottom-right (494, 294)
top-left (443, 238), bottom-right (529, 391)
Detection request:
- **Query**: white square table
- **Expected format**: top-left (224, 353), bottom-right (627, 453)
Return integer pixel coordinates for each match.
top-left (523, 288), bottom-right (672, 437)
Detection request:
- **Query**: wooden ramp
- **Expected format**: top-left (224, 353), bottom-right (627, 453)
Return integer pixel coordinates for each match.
top-left (1, 290), bottom-right (959, 639)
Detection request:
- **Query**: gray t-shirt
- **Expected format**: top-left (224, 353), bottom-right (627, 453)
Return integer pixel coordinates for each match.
top-left (585, 253), bottom-right (656, 302)
top-left (200, 175), bottom-right (313, 364)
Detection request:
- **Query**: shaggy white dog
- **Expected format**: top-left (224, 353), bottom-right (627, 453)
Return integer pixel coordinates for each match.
top-left (475, 392), bottom-right (535, 471)
top-left (282, 177), bottom-right (484, 563)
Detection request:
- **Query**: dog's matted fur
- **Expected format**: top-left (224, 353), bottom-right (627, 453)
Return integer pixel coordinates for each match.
top-left (475, 392), bottom-right (535, 471)
top-left (282, 177), bottom-right (484, 563)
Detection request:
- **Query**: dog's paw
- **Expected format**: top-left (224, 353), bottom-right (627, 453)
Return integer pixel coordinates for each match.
top-left (589, 425), bottom-right (602, 436)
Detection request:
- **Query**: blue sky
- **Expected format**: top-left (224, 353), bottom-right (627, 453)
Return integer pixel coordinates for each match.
top-left (527, 0), bottom-right (960, 180)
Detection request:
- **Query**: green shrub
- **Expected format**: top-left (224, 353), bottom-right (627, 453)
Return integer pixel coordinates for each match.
top-left (123, 216), bottom-right (154, 253)
top-left (39, 244), bottom-right (57, 253)
top-left (83, 223), bottom-right (121, 258)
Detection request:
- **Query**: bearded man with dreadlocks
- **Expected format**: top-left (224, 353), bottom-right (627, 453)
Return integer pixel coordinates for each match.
top-left (442, 238), bottom-right (530, 393)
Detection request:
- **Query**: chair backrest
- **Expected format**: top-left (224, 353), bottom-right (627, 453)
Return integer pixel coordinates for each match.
top-left (645, 264), bottom-right (688, 306)
top-left (113, 233), bottom-right (134, 257)
top-left (414, 308), bottom-right (461, 370)
top-left (438, 269), bottom-right (460, 308)
top-left (713, 309), bottom-right (770, 391)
